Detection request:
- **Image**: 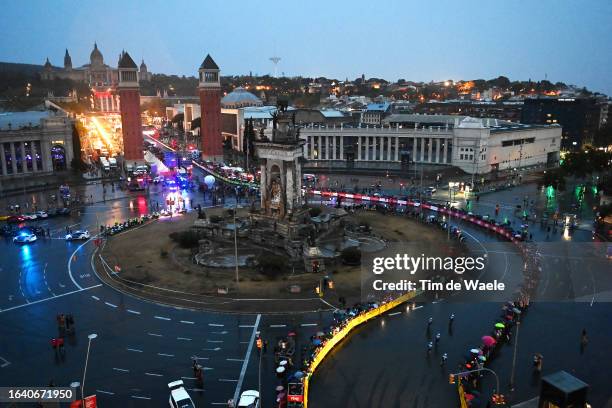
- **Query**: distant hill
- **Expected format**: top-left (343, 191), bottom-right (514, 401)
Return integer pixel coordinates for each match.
top-left (0, 62), bottom-right (43, 77)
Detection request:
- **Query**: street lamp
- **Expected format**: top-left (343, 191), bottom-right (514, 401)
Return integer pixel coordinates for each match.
top-left (81, 333), bottom-right (97, 407)
top-left (234, 187), bottom-right (240, 289)
top-left (447, 182), bottom-right (459, 239)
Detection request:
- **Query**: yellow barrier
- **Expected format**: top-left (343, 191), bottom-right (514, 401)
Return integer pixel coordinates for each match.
top-left (303, 291), bottom-right (416, 407)
top-left (457, 381), bottom-right (469, 408)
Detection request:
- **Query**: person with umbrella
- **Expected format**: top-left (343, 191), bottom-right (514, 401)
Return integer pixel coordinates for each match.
top-left (440, 353), bottom-right (447, 366)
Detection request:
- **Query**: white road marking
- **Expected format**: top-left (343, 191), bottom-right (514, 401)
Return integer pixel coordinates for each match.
top-left (207, 340), bottom-right (223, 343)
top-left (301, 323), bottom-right (317, 327)
top-left (269, 324), bottom-right (286, 328)
top-left (211, 331), bottom-right (228, 335)
top-left (91, 296), bottom-right (100, 301)
top-left (181, 376), bottom-right (196, 380)
top-left (96, 389), bottom-right (115, 395)
top-left (145, 372), bottom-right (163, 377)
top-left (131, 395), bottom-right (151, 400)
top-left (0, 285), bottom-right (102, 314)
top-left (239, 324), bottom-right (255, 328)
top-left (202, 347), bottom-right (221, 352)
top-left (220, 379), bottom-right (239, 382)
top-left (226, 358), bottom-right (244, 362)
top-left (0, 357), bottom-right (10, 368)
top-left (113, 367), bottom-right (129, 372)
top-left (154, 315), bottom-right (171, 321)
top-left (233, 314), bottom-right (261, 403)
top-left (177, 337), bottom-right (192, 341)
top-left (157, 353), bottom-right (174, 357)
top-left (189, 388), bottom-right (206, 392)
top-left (191, 356), bottom-right (209, 360)
top-left (147, 332), bottom-right (163, 337)
top-left (105, 302), bottom-right (118, 308)
top-left (127, 309), bottom-right (141, 315)
top-left (388, 311), bottom-right (401, 316)
top-left (67, 237), bottom-right (95, 290)
top-left (180, 320), bottom-right (194, 324)
top-left (126, 348), bottom-right (143, 353)
top-left (208, 323), bottom-right (224, 327)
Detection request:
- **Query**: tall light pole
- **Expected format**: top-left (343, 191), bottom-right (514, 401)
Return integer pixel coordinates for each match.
top-left (447, 182), bottom-right (458, 240)
top-left (81, 333), bottom-right (97, 407)
top-left (234, 187), bottom-right (240, 289)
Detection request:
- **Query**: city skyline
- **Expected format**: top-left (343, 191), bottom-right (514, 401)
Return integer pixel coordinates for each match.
top-left (1, 0), bottom-right (612, 95)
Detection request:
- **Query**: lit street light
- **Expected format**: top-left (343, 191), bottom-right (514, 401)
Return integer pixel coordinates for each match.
top-left (80, 333), bottom-right (98, 407)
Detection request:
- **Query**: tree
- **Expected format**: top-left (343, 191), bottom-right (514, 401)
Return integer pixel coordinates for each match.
top-left (70, 124), bottom-right (86, 172)
top-left (341, 247), bottom-right (361, 266)
top-left (540, 169), bottom-right (566, 191)
top-left (257, 254), bottom-right (287, 279)
top-left (242, 118), bottom-right (256, 170)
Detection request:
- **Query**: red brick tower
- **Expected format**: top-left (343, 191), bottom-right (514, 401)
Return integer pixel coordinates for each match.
top-left (118, 51), bottom-right (144, 164)
top-left (198, 54), bottom-right (223, 162)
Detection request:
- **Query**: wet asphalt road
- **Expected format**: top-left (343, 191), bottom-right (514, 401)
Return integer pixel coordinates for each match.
top-left (1, 174), bottom-right (611, 407)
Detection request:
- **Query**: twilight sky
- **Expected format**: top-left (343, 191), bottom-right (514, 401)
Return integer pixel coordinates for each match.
top-left (1, 0), bottom-right (611, 95)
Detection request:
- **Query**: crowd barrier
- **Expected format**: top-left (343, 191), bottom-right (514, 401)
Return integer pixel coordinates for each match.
top-left (303, 291), bottom-right (417, 407)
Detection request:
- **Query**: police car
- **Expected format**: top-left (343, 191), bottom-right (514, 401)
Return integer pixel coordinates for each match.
top-left (65, 230), bottom-right (91, 241)
top-left (13, 232), bottom-right (37, 244)
top-left (168, 380), bottom-right (195, 408)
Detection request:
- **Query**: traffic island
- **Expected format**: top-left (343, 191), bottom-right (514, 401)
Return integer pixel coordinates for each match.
top-left (93, 207), bottom-right (466, 313)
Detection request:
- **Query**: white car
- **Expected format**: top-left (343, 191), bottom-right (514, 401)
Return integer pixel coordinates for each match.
top-left (13, 233), bottom-right (37, 244)
top-left (36, 211), bottom-right (49, 219)
top-left (65, 230), bottom-right (90, 241)
top-left (168, 380), bottom-right (195, 408)
top-left (237, 390), bottom-right (260, 408)
top-left (23, 213), bottom-right (38, 220)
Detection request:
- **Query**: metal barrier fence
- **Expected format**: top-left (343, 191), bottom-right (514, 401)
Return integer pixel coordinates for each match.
top-left (303, 291), bottom-right (417, 407)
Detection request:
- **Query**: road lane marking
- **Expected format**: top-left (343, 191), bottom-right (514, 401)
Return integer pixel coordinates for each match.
top-left (181, 376), bottom-right (196, 380)
top-left (388, 311), bottom-right (401, 316)
top-left (147, 332), bottom-right (163, 337)
top-left (96, 390), bottom-right (114, 395)
top-left (157, 353), bottom-right (174, 357)
top-left (301, 323), bottom-right (317, 327)
top-left (207, 340), bottom-right (223, 343)
top-left (269, 324), bottom-right (286, 328)
top-left (104, 302), bottom-right (118, 308)
top-left (127, 348), bottom-right (143, 353)
top-left (177, 337), bottom-right (192, 341)
top-left (226, 358), bottom-right (244, 362)
top-left (233, 314), bottom-right (261, 403)
top-left (113, 368), bottom-right (129, 372)
top-left (211, 331), bottom-right (228, 335)
top-left (145, 372), bottom-right (163, 377)
top-left (91, 296), bottom-right (100, 301)
top-left (0, 357), bottom-right (10, 368)
top-left (131, 395), bottom-right (151, 400)
top-left (68, 237), bottom-right (95, 290)
top-left (220, 379), bottom-right (239, 382)
top-left (208, 323), bottom-right (224, 327)
top-left (202, 347), bottom-right (221, 351)
top-left (413, 305), bottom-right (424, 310)
top-left (127, 309), bottom-right (141, 315)
top-left (239, 325), bottom-right (255, 328)
top-left (180, 320), bottom-right (195, 324)
top-left (154, 315), bottom-right (171, 321)
top-left (0, 285), bottom-right (102, 314)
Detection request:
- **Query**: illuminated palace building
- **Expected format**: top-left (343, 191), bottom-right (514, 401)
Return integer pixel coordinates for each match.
top-left (300, 115), bottom-right (562, 175)
top-left (41, 43), bottom-right (151, 112)
top-left (0, 109), bottom-right (75, 189)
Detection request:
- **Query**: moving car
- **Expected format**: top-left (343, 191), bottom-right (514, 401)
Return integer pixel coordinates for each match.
top-left (237, 390), bottom-right (260, 408)
top-left (6, 215), bottom-right (27, 223)
top-left (36, 211), bottom-right (49, 219)
top-left (168, 380), bottom-right (195, 408)
top-left (13, 232), bottom-right (37, 244)
top-left (22, 213), bottom-right (38, 220)
top-left (65, 230), bottom-right (90, 241)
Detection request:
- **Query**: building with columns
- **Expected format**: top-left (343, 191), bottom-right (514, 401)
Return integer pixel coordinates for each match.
top-left (0, 110), bottom-right (74, 189)
top-left (198, 54), bottom-right (223, 162)
top-left (117, 51), bottom-right (144, 163)
top-left (298, 115), bottom-right (561, 175)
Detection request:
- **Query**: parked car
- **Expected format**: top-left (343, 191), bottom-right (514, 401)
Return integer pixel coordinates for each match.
top-left (35, 211), bottom-right (49, 219)
top-left (13, 232), bottom-right (37, 244)
top-left (22, 213), bottom-right (38, 220)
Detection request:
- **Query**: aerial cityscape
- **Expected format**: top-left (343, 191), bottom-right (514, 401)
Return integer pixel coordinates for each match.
top-left (0, 1), bottom-right (611, 408)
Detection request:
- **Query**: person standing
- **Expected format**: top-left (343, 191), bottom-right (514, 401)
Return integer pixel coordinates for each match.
top-left (580, 329), bottom-right (588, 353)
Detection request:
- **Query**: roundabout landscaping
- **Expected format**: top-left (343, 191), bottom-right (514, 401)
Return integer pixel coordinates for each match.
top-left (92, 205), bottom-right (468, 314)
